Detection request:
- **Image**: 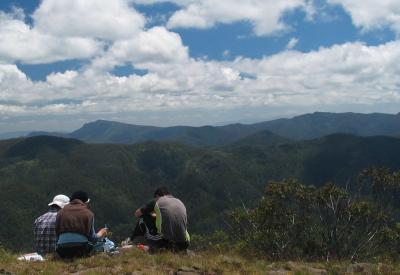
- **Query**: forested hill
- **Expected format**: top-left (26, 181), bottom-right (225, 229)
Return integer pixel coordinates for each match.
top-left (22, 112), bottom-right (400, 145)
top-left (254, 112), bottom-right (400, 140)
top-left (2, 133), bottom-right (400, 251)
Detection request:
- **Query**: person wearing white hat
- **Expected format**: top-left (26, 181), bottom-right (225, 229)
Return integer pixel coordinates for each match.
top-left (34, 194), bottom-right (70, 255)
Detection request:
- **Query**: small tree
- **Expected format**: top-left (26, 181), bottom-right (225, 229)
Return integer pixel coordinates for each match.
top-left (230, 179), bottom-right (317, 259)
top-left (229, 175), bottom-right (397, 260)
top-left (315, 183), bottom-right (389, 261)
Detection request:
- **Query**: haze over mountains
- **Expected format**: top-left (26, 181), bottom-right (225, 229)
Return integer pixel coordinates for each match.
top-left (20, 112), bottom-right (400, 145)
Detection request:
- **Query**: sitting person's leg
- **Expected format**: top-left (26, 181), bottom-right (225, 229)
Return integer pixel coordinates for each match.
top-left (131, 213), bottom-right (163, 242)
top-left (56, 243), bottom-right (92, 259)
top-left (172, 241), bottom-right (189, 252)
top-left (146, 238), bottom-right (169, 250)
top-left (131, 219), bottom-right (146, 239)
top-left (152, 239), bottom-right (188, 252)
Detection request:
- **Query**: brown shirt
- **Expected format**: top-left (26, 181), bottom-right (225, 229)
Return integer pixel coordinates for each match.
top-left (56, 199), bottom-right (94, 238)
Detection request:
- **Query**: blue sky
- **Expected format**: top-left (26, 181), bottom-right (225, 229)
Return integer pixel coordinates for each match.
top-left (0, 0), bottom-right (400, 133)
top-left (7, 0), bottom-right (396, 80)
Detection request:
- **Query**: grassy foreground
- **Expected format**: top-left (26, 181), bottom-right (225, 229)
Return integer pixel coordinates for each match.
top-left (1, 248), bottom-right (400, 275)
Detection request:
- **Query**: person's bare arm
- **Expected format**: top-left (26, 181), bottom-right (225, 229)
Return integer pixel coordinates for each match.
top-left (96, 228), bottom-right (108, 238)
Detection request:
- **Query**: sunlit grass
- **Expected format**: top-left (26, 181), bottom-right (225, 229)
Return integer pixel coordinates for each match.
top-left (1, 247), bottom-right (400, 274)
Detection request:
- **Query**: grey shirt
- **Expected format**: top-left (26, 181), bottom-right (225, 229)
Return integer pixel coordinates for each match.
top-left (141, 195), bottom-right (189, 243)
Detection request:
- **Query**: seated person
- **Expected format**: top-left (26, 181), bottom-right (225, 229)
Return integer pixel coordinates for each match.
top-left (34, 194), bottom-right (70, 255)
top-left (132, 186), bottom-right (190, 252)
top-left (55, 191), bottom-right (107, 258)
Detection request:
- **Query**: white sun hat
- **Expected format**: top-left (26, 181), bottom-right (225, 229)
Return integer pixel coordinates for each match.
top-left (48, 194), bottom-right (70, 208)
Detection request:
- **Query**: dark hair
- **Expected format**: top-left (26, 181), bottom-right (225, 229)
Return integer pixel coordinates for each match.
top-left (70, 191), bottom-right (89, 203)
top-left (49, 204), bottom-right (61, 211)
top-left (154, 186), bottom-right (170, 198)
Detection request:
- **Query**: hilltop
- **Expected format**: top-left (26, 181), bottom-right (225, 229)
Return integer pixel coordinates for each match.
top-left (0, 247), bottom-right (398, 275)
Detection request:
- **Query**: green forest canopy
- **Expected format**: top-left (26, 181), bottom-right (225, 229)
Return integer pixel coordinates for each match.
top-left (1, 133), bottom-right (400, 251)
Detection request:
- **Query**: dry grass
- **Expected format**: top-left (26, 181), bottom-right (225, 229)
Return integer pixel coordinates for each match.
top-left (1, 248), bottom-right (400, 275)
top-left (1, 248), bottom-right (268, 275)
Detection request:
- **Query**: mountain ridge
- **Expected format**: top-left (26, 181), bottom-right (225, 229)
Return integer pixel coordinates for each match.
top-left (21, 112), bottom-right (400, 145)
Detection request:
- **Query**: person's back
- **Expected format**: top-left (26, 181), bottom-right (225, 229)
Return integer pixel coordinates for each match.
top-left (34, 208), bottom-right (58, 254)
top-left (55, 191), bottom-right (107, 259)
top-left (132, 186), bottom-right (189, 252)
top-left (56, 199), bottom-right (94, 238)
top-left (156, 195), bottom-right (188, 244)
top-left (34, 194), bottom-right (69, 255)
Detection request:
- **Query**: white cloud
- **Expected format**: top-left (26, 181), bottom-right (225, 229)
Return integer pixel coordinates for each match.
top-left (286, 38), bottom-right (299, 49)
top-left (230, 41), bottom-right (400, 106)
top-left (0, 12), bottom-right (102, 64)
top-left (328, 0), bottom-right (400, 34)
top-left (90, 27), bottom-right (189, 72)
top-left (33, 0), bottom-right (146, 40)
top-left (222, 50), bottom-right (231, 57)
top-left (0, 0), bottom-right (147, 64)
top-left (2, 0), bottom-right (400, 126)
top-left (0, 64), bottom-right (37, 105)
top-left (133, 0), bottom-right (314, 36)
top-left (46, 70), bottom-right (78, 88)
top-left (222, 67), bottom-right (240, 81)
top-left (3, 41), bottom-right (400, 119)
top-left (0, 64), bottom-right (27, 83)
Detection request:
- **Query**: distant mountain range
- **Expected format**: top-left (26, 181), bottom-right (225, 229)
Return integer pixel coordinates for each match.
top-left (0, 131), bottom-right (30, 140)
top-left (14, 112), bottom-right (397, 145)
top-left (254, 112), bottom-right (400, 140)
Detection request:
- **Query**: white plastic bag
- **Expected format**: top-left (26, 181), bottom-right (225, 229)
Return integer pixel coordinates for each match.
top-left (17, 252), bottom-right (44, 261)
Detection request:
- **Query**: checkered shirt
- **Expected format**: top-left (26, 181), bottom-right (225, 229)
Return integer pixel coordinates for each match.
top-left (34, 209), bottom-right (58, 254)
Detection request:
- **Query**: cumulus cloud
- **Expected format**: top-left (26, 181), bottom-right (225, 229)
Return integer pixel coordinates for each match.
top-left (133, 0), bottom-right (314, 36)
top-left (33, 0), bottom-right (146, 40)
top-left (328, 0), bottom-right (400, 34)
top-left (230, 41), bottom-right (400, 106)
top-left (286, 38), bottom-right (299, 49)
top-left (46, 71), bottom-right (79, 88)
top-left (90, 27), bottom-right (189, 72)
top-left (0, 11), bottom-right (102, 64)
top-left (2, 0), bottom-right (400, 128)
top-left (222, 50), bottom-right (231, 58)
top-left (0, 64), bottom-right (38, 106)
top-left (2, 41), bottom-right (400, 119)
top-left (0, 0), bottom-right (147, 64)
top-left (0, 64), bottom-right (27, 83)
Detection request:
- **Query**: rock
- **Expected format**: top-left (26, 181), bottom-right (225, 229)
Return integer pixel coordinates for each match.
top-left (287, 261), bottom-right (297, 270)
top-left (282, 262), bottom-right (327, 274)
top-left (267, 266), bottom-right (327, 275)
top-left (186, 249), bottom-right (196, 257)
top-left (308, 267), bottom-right (327, 275)
top-left (218, 255), bottom-right (242, 267)
top-left (266, 270), bottom-right (291, 275)
top-left (191, 264), bottom-right (202, 270)
top-left (175, 271), bottom-right (200, 275)
top-left (377, 263), bottom-right (393, 274)
top-left (175, 266), bottom-right (202, 275)
top-left (346, 263), bottom-right (375, 274)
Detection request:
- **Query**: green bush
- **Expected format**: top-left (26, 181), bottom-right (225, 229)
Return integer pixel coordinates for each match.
top-left (229, 171), bottom-right (400, 261)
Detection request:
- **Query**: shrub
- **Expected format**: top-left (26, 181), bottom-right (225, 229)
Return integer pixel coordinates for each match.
top-left (229, 172), bottom-right (400, 261)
